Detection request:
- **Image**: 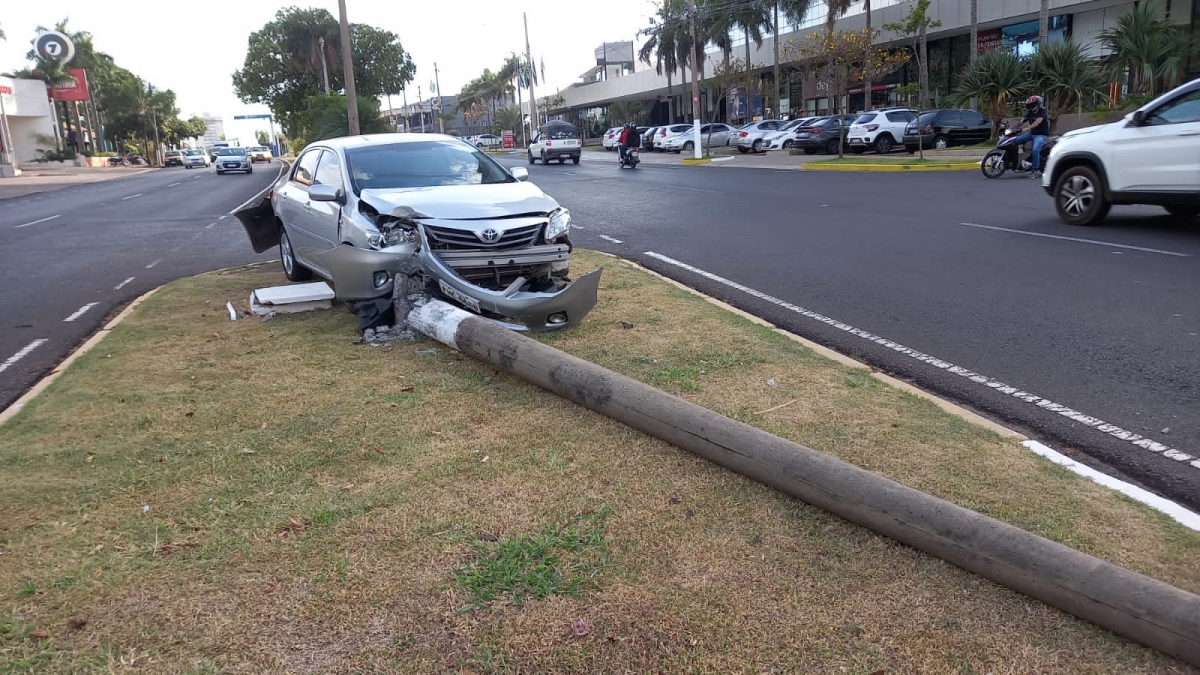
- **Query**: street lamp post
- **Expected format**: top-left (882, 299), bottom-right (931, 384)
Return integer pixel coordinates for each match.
top-left (318, 37), bottom-right (330, 94)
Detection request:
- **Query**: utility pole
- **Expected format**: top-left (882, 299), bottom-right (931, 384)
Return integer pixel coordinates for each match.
top-left (434, 62), bottom-right (445, 133)
top-left (688, 0), bottom-right (702, 159)
top-left (401, 87), bottom-right (408, 131)
top-left (418, 85), bottom-right (425, 132)
top-left (773, 1), bottom-right (781, 118)
top-left (524, 13), bottom-right (539, 136)
top-left (337, 0), bottom-right (360, 135)
top-left (318, 37), bottom-right (330, 94)
top-left (151, 108), bottom-right (162, 165)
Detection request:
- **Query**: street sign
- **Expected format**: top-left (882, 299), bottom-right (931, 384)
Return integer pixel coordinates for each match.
top-left (233, 114), bottom-right (273, 120)
top-left (501, 130), bottom-right (515, 149)
top-left (34, 31), bottom-right (75, 63)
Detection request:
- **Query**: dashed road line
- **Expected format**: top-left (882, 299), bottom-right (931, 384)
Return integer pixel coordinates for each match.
top-left (114, 277), bottom-right (136, 291)
top-left (168, 181), bottom-right (181, 187)
top-left (643, 250), bottom-right (1200, 471)
top-left (13, 214), bottom-right (61, 229)
top-left (145, 259), bottom-right (160, 269)
top-left (121, 193), bottom-right (143, 201)
top-left (63, 302), bottom-right (100, 322)
top-left (960, 222), bottom-right (1190, 257)
top-left (0, 339), bottom-right (48, 375)
top-left (597, 234), bottom-right (624, 244)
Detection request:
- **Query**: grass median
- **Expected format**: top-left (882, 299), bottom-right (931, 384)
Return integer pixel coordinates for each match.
top-left (1, 251), bottom-right (1198, 673)
top-left (815, 156), bottom-right (979, 165)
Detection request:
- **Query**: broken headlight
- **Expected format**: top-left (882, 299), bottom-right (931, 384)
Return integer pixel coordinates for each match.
top-left (546, 208), bottom-right (571, 241)
top-left (367, 225), bottom-right (416, 249)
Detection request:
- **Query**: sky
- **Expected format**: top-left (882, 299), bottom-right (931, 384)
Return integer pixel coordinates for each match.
top-left (0, 0), bottom-right (658, 143)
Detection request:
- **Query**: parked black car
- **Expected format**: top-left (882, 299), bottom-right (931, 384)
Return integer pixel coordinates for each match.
top-left (793, 115), bottom-right (856, 155)
top-left (640, 127), bottom-right (658, 151)
top-left (903, 109), bottom-right (993, 152)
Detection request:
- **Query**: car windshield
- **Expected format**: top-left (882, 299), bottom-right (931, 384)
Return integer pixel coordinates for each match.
top-left (165, 150), bottom-right (181, 156)
top-left (183, 149), bottom-right (203, 156)
top-left (215, 148), bottom-right (246, 156)
top-left (345, 140), bottom-right (513, 192)
top-left (250, 146), bottom-right (268, 152)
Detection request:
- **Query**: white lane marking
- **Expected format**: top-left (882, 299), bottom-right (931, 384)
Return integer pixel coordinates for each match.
top-left (0, 339), bottom-right (48, 374)
top-left (643, 251), bottom-right (1200, 472)
top-left (168, 181), bottom-right (181, 187)
top-left (228, 160), bottom-right (288, 214)
top-left (675, 186), bottom-right (722, 194)
top-left (961, 222), bottom-right (1190, 258)
top-left (121, 193), bottom-right (143, 201)
top-left (114, 277), bottom-right (136, 291)
top-left (206, 222), bottom-right (216, 229)
top-left (1023, 441), bottom-right (1200, 531)
top-left (145, 259), bottom-right (160, 269)
top-left (193, 174), bottom-right (204, 179)
top-left (13, 214), bottom-right (61, 229)
top-left (557, 171), bottom-right (577, 176)
top-left (218, 215), bottom-right (228, 220)
top-left (63, 302), bottom-right (100, 322)
top-left (597, 234), bottom-right (624, 244)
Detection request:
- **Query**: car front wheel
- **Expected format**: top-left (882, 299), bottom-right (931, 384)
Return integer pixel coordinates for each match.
top-left (1054, 166), bottom-right (1110, 226)
top-left (279, 226), bottom-right (314, 282)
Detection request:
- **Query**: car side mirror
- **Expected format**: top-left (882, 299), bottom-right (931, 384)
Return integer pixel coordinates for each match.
top-left (510, 166), bottom-right (529, 181)
top-left (1132, 109), bottom-right (1148, 126)
top-left (308, 183), bottom-right (344, 203)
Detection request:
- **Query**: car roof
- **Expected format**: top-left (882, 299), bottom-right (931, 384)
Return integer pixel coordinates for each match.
top-left (307, 132), bottom-right (465, 152)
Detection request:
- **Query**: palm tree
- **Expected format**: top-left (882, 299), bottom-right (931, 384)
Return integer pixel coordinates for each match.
top-left (608, 100), bottom-right (646, 125)
top-left (775, 0), bottom-right (813, 117)
top-left (1099, 3), bottom-right (1195, 97)
top-left (1038, 0), bottom-right (1049, 49)
top-left (639, 0), bottom-right (689, 121)
top-left (732, 1), bottom-right (773, 116)
top-left (1030, 40), bottom-right (1106, 128)
top-left (951, 48), bottom-right (1031, 139)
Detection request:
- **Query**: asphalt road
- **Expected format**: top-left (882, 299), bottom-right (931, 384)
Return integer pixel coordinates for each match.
top-left (497, 152), bottom-right (1200, 511)
top-left (0, 162), bottom-right (280, 412)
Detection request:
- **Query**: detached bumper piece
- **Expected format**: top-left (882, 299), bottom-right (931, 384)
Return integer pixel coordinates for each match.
top-left (418, 226), bottom-right (599, 332)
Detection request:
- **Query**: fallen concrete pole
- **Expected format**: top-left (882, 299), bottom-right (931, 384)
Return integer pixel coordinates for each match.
top-left (407, 299), bottom-right (1200, 667)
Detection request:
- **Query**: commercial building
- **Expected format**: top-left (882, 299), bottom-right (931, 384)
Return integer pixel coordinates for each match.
top-left (547, 0), bottom-right (1200, 129)
top-left (0, 76), bottom-right (59, 174)
top-left (383, 95), bottom-right (466, 135)
top-left (200, 114), bottom-right (225, 145)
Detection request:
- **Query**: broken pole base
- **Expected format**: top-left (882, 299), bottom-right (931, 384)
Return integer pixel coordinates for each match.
top-left (406, 299), bottom-right (1200, 668)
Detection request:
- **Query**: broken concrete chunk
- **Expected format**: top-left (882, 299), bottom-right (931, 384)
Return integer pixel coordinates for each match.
top-left (249, 282), bottom-right (335, 317)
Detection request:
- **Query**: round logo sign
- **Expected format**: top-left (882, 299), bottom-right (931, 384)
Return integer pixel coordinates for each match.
top-left (34, 31), bottom-right (75, 63)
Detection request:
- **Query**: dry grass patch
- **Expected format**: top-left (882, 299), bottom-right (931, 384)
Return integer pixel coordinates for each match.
top-left (0, 252), bottom-right (1197, 673)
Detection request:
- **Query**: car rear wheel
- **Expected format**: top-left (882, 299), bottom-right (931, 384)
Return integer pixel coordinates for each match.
top-left (279, 227), bottom-right (313, 282)
top-left (826, 139), bottom-right (840, 154)
top-left (933, 135), bottom-right (949, 150)
top-left (1054, 166), bottom-right (1110, 226)
top-left (572, 157), bottom-right (580, 165)
top-left (874, 136), bottom-right (893, 154)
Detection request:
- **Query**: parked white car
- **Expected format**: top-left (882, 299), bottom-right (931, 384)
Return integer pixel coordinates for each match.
top-left (602, 127), bottom-right (623, 150)
top-left (731, 119), bottom-right (786, 153)
top-left (474, 134), bottom-right (502, 148)
top-left (764, 118), bottom-right (821, 150)
top-left (653, 124), bottom-right (694, 151)
top-left (847, 107), bottom-right (917, 154)
top-left (1042, 77), bottom-right (1200, 226)
top-left (662, 123), bottom-right (735, 153)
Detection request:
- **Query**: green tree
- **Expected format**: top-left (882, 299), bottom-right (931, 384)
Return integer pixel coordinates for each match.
top-left (884, 0), bottom-right (942, 111)
top-left (493, 105), bottom-right (523, 135)
top-left (639, 0), bottom-right (689, 118)
top-left (950, 48), bottom-right (1031, 139)
top-left (607, 100), bottom-right (646, 125)
top-left (349, 24), bottom-right (415, 98)
top-left (256, 130), bottom-right (271, 145)
top-left (1098, 3), bottom-right (1196, 96)
top-left (299, 94), bottom-right (389, 145)
top-left (1030, 39), bottom-right (1106, 127)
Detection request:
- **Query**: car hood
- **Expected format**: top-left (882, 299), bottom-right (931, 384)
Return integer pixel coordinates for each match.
top-left (360, 181), bottom-right (558, 220)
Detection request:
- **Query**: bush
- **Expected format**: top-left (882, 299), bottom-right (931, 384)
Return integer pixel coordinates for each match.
top-left (34, 148), bottom-right (78, 163)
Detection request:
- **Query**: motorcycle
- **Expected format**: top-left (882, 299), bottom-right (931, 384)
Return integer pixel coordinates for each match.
top-left (618, 145), bottom-right (640, 169)
top-left (980, 126), bottom-right (1056, 179)
top-left (107, 156), bottom-right (129, 167)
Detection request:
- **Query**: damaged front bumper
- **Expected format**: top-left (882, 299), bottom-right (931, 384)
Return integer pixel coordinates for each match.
top-left (417, 225), bottom-right (600, 332)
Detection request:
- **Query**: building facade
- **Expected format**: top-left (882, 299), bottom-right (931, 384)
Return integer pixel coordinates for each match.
top-left (200, 115), bottom-right (225, 145)
top-left (384, 95), bottom-right (466, 135)
top-left (547, 0), bottom-right (1200, 127)
top-left (0, 76), bottom-right (59, 172)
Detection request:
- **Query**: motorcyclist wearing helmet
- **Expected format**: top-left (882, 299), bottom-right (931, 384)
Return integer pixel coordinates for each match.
top-left (1011, 95), bottom-right (1049, 178)
top-left (618, 122), bottom-right (641, 163)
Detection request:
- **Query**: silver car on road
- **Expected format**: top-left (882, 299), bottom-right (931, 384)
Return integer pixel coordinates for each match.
top-left (235, 133), bottom-right (600, 331)
top-left (214, 147), bottom-right (252, 175)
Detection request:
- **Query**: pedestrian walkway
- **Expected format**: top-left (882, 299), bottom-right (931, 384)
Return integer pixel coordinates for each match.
top-left (0, 166), bottom-right (155, 201)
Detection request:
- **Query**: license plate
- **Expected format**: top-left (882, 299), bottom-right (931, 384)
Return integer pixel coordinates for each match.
top-left (438, 280), bottom-right (481, 313)
top-left (560, 153), bottom-right (571, 159)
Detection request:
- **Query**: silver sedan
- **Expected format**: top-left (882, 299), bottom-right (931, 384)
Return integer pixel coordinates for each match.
top-left (235, 133), bottom-right (600, 332)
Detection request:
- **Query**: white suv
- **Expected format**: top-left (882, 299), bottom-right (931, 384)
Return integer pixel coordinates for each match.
top-left (1042, 78), bottom-right (1200, 226)
top-left (847, 108), bottom-right (917, 154)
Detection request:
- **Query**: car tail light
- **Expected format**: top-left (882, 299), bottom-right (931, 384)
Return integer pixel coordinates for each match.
top-left (660, 129), bottom-right (666, 136)
top-left (740, 131), bottom-right (749, 137)
top-left (547, 141), bottom-right (552, 146)
top-left (866, 124), bottom-right (879, 132)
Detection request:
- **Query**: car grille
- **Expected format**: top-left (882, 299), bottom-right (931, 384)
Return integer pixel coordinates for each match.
top-left (424, 222), bottom-right (543, 250)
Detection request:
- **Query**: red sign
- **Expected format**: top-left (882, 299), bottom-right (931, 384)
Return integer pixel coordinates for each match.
top-left (501, 130), bottom-right (515, 149)
top-left (977, 28), bottom-right (1003, 54)
top-left (0, 85), bottom-right (12, 96)
top-left (47, 69), bottom-right (90, 101)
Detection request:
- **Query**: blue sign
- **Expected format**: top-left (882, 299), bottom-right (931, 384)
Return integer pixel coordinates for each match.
top-left (233, 114), bottom-right (273, 120)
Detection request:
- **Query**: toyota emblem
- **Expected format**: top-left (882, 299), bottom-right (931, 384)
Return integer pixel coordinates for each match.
top-left (479, 228), bottom-right (501, 243)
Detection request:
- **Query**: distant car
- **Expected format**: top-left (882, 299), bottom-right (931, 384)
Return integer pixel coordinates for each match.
top-left (640, 127), bottom-right (660, 151)
top-left (653, 124), bottom-right (693, 151)
top-left (602, 127), bottom-right (622, 150)
top-left (248, 145), bottom-right (274, 162)
top-left (792, 115), bottom-right (856, 155)
top-left (163, 149), bottom-right (184, 167)
top-left (213, 147), bottom-right (252, 174)
top-left (474, 134), bottom-right (502, 148)
top-left (847, 107), bottom-right (918, 154)
top-left (903, 109), bottom-right (993, 152)
top-left (528, 121), bottom-right (582, 164)
top-left (731, 120), bottom-right (786, 153)
top-left (182, 149), bottom-right (210, 169)
top-left (662, 123), bottom-right (734, 152)
top-left (764, 117), bottom-right (821, 151)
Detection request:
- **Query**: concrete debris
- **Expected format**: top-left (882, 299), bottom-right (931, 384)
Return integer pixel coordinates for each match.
top-left (416, 348), bottom-right (438, 356)
top-left (250, 281), bottom-right (334, 317)
top-left (225, 302), bottom-right (238, 321)
top-left (360, 324), bottom-right (418, 345)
